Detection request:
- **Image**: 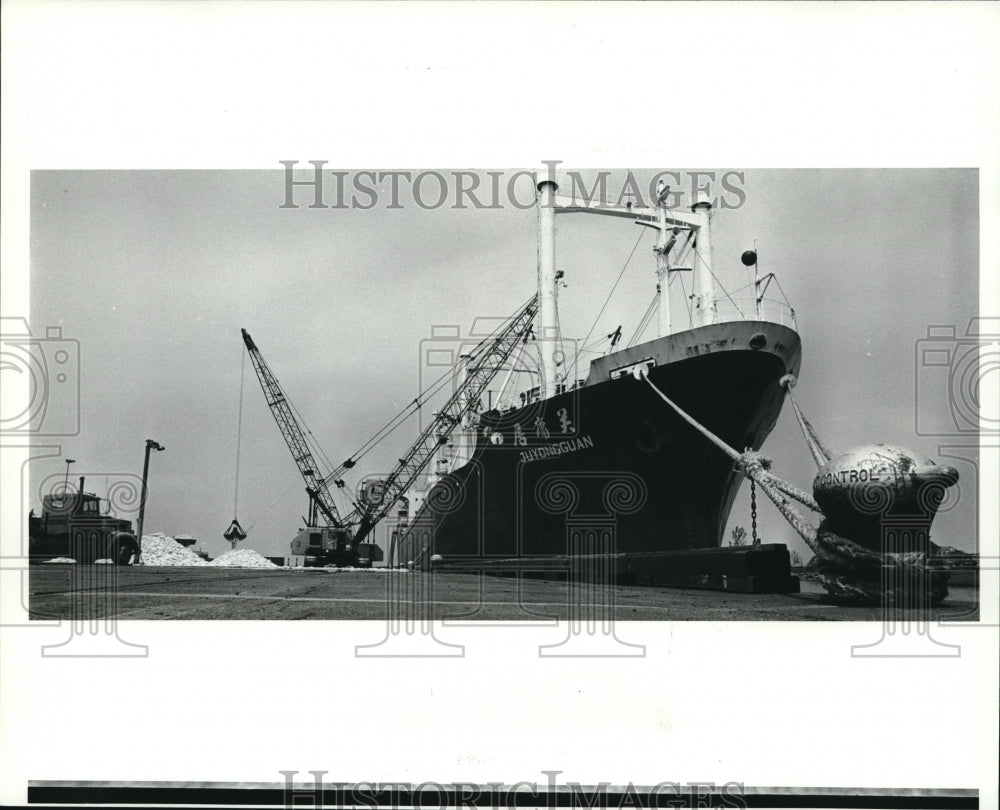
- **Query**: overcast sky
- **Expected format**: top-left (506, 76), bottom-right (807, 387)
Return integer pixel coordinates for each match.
top-left (28, 168), bottom-right (979, 559)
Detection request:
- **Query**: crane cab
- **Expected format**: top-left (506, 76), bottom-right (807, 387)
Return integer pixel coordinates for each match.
top-left (291, 526), bottom-right (351, 556)
top-left (290, 525), bottom-right (383, 568)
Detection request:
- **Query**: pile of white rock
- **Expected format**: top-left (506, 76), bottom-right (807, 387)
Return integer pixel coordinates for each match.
top-left (139, 533), bottom-right (208, 566)
top-left (208, 549), bottom-right (278, 569)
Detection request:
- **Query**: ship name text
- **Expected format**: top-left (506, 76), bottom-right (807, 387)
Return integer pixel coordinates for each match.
top-left (520, 435), bottom-right (595, 463)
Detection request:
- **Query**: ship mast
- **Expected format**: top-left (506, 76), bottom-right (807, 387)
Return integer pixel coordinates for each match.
top-left (690, 191), bottom-right (715, 325)
top-left (536, 169), bottom-right (560, 398)
top-left (651, 181), bottom-right (678, 336)
top-left (545, 173), bottom-right (716, 339)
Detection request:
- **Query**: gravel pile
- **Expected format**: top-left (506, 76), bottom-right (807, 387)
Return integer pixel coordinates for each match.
top-left (208, 549), bottom-right (278, 569)
top-left (139, 533), bottom-right (208, 566)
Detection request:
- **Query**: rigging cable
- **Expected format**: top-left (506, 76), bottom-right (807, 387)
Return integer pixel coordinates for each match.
top-left (579, 228), bottom-right (646, 355)
top-left (627, 292), bottom-right (659, 348)
top-left (326, 349), bottom-right (467, 476)
top-left (243, 477), bottom-right (303, 534)
top-left (325, 295), bottom-right (535, 480)
top-left (562, 229), bottom-right (648, 376)
top-left (667, 231), bottom-right (697, 328)
top-left (676, 264), bottom-right (694, 328)
top-left (689, 229), bottom-right (746, 320)
top-left (287, 394), bottom-right (345, 484)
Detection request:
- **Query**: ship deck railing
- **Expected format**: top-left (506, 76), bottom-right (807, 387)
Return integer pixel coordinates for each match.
top-left (707, 296), bottom-right (797, 330)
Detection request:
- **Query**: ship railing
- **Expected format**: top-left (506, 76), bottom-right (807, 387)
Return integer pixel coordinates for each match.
top-left (709, 296), bottom-right (797, 330)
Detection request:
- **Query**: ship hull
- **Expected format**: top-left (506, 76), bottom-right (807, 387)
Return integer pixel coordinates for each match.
top-left (395, 320), bottom-right (801, 565)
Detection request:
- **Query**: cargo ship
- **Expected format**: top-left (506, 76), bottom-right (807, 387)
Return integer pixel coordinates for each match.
top-left (393, 171), bottom-right (801, 566)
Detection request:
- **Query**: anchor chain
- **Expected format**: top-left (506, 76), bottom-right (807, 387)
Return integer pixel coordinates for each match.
top-left (750, 479), bottom-right (759, 545)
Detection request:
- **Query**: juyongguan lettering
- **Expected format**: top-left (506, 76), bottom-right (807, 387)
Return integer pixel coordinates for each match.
top-left (520, 435), bottom-right (594, 463)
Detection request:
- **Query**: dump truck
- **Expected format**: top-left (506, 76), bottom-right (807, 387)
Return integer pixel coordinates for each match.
top-left (28, 477), bottom-right (139, 565)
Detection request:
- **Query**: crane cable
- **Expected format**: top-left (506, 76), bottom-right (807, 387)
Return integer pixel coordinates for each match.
top-left (325, 353), bottom-right (465, 479)
top-left (327, 296), bottom-right (535, 480)
top-left (233, 349), bottom-right (246, 519)
top-left (225, 349), bottom-right (249, 545)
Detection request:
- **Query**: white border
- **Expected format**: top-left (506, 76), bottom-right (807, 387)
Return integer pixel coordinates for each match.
top-left (2, 2), bottom-right (998, 808)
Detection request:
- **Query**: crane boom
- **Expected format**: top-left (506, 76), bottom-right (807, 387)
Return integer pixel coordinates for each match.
top-left (241, 328), bottom-right (346, 531)
top-left (350, 294), bottom-right (539, 544)
top-left (241, 294), bottom-right (537, 562)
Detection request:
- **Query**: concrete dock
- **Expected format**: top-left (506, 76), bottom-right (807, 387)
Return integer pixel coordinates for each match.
top-left (28, 565), bottom-right (980, 621)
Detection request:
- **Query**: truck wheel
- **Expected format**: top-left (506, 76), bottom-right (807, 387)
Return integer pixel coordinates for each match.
top-left (114, 539), bottom-right (136, 566)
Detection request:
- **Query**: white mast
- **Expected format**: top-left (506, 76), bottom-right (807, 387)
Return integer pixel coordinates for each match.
top-left (549, 173), bottom-right (707, 342)
top-left (536, 169), bottom-right (560, 399)
top-left (691, 191), bottom-right (715, 324)
top-left (652, 181), bottom-right (679, 336)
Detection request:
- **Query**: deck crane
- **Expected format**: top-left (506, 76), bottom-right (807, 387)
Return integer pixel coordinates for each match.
top-left (241, 328), bottom-right (370, 566)
top-left (241, 293), bottom-right (538, 566)
top-left (340, 294), bottom-right (539, 546)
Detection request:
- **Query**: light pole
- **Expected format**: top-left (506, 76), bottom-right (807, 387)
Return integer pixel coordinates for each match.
top-left (135, 439), bottom-right (165, 564)
top-left (62, 458), bottom-right (76, 500)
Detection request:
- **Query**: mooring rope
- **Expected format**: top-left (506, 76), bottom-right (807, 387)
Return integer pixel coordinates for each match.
top-left (640, 371), bottom-right (821, 511)
top-left (779, 374), bottom-right (832, 468)
top-left (641, 369), bottom-right (949, 605)
top-left (640, 369), bottom-right (822, 551)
